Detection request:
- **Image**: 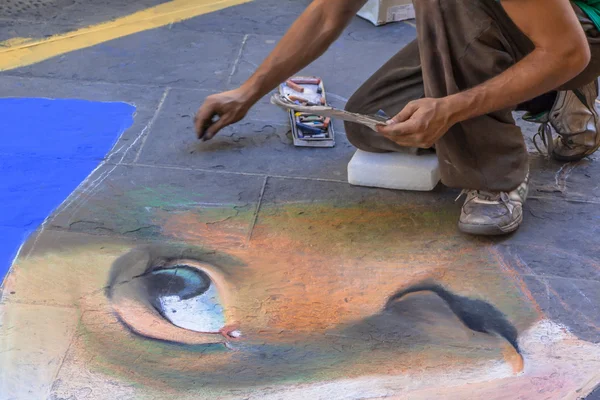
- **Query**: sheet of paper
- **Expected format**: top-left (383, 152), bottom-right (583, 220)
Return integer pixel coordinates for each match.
top-left (270, 94), bottom-right (389, 132)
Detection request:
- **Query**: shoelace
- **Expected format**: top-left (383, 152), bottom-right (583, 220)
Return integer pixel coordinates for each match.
top-left (532, 119), bottom-right (555, 157)
top-left (455, 189), bottom-right (469, 202)
top-left (531, 88), bottom-right (597, 157)
top-left (455, 189), bottom-right (510, 204)
top-left (532, 120), bottom-right (588, 157)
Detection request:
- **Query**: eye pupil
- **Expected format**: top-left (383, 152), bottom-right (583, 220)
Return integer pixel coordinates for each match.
top-left (146, 266), bottom-right (211, 300)
top-left (142, 264), bottom-right (226, 333)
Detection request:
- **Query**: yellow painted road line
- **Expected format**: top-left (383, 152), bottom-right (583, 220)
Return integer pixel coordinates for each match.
top-left (0, 0), bottom-right (252, 71)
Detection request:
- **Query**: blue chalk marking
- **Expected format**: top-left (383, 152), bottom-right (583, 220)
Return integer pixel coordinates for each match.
top-left (0, 98), bottom-right (136, 283)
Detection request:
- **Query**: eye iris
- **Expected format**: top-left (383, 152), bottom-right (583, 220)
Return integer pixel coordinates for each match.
top-left (147, 266), bottom-right (211, 300)
top-left (144, 266), bottom-right (226, 333)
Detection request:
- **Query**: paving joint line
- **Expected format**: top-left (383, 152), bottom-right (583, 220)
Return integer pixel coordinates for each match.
top-left (246, 175), bottom-right (268, 243)
top-left (131, 87), bottom-right (171, 163)
top-left (0, 72), bottom-right (215, 92)
top-left (62, 87), bottom-right (171, 216)
top-left (46, 311), bottom-right (82, 399)
top-left (0, 75), bottom-right (328, 120)
top-left (510, 271), bottom-right (600, 286)
top-left (228, 34), bottom-right (249, 85)
top-left (125, 162), bottom-right (600, 194)
top-left (21, 87), bottom-right (171, 261)
top-left (125, 162), bottom-right (350, 183)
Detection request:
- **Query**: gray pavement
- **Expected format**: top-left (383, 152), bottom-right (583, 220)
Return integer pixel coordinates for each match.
top-left (1, 1), bottom-right (599, 398)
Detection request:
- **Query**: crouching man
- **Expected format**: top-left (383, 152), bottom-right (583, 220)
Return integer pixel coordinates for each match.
top-left (194, 0), bottom-right (600, 235)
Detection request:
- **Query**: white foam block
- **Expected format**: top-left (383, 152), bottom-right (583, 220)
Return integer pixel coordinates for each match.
top-left (348, 149), bottom-right (441, 191)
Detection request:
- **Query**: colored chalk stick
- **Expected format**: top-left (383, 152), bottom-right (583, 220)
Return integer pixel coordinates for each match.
top-left (286, 80), bottom-right (305, 93)
top-left (291, 78), bottom-right (321, 85)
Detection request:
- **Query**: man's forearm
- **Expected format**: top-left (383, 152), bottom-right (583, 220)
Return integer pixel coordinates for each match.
top-left (240, 0), bottom-right (366, 104)
top-left (444, 0), bottom-right (591, 126)
top-left (445, 46), bottom-right (590, 126)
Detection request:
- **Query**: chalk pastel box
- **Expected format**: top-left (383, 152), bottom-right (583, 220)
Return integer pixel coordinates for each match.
top-left (278, 76), bottom-right (335, 148)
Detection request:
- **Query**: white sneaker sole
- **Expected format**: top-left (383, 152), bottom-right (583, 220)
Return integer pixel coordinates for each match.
top-left (458, 212), bottom-right (523, 236)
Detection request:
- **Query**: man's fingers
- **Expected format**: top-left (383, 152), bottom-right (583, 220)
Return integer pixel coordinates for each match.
top-left (376, 119), bottom-right (432, 147)
top-left (377, 119), bottom-right (418, 136)
top-left (388, 101), bottom-right (419, 124)
top-left (203, 115), bottom-right (229, 141)
top-left (195, 101), bottom-right (218, 139)
top-left (381, 131), bottom-right (430, 148)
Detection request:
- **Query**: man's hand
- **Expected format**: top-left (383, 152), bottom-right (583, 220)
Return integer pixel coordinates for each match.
top-left (194, 89), bottom-right (252, 141)
top-left (376, 98), bottom-right (455, 148)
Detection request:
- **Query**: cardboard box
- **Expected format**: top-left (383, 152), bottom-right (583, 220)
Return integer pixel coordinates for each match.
top-left (357, 0), bottom-right (415, 26)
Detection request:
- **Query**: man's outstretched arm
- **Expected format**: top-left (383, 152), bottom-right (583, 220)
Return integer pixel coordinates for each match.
top-left (195, 0), bottom-right (367, 140)
top-left (378, 0), bottom-right (591, 148)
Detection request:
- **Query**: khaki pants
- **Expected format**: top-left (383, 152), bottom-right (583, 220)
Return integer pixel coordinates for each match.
top-left (345, 0), bottom-right (600, 191)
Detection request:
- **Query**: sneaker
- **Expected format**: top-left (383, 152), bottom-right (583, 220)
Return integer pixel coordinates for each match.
top-left (527, 80), bottom-right (600, 161)
top-left (457, 175), bottom-right (529, 236)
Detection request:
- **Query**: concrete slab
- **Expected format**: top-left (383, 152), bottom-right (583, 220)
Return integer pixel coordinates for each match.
top-left (135, 88), bottom-right (358, 180)
top-left (501, 196), bottom-right (600, 255)
top-left (229, 34), bottom-right (406, 100)
top-left (0, 303), bottom-right (78, 399)
top-left (497, 244), bottom-right (600, 282)
top-left (5, 26), bottom-right (244, 90)
top-left (0, 0), bottom-right (170, 46)
top-left (1, 230), bottom-right (137, 307)
top-left (52, 0), bottom-right (168, 28)
top-left (0, 0), bottom-right (167, 26)
top-left (0, 75), bottom-right (167, 164)
top-left (49, 321), bottom-right (139, 400)
top-left (0, 19), bottom-right (53, 42)
top-left (174, 0), bottom-right (311, 36)
top-left (256, 175), bottom-right (457, 211)
top-left (0, 0), bottom-right (69, 21)
top-left (529, 153), bottom-right (600, 202)
top-left (174, 0), bottom-right (416, 43)
top-left (47, 163), bottom-right (265, 244)
top-left (523, 275), bottom-right (600, 343)
top-left (250, 178), bottom-right (513, 272)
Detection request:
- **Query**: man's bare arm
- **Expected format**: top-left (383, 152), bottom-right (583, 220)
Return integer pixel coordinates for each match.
top-left (241, 0), bottom-right (367, 104)
top-left (195, 0), bottom-right (367, 140)
top-left (378, 0), bottom-right (591, 148)
top-left (447, 0), bottom-right (590, 125)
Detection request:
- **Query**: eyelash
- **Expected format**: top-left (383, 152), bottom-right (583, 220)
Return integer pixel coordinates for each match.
top-left (108, 249), bottom-right (237, 345)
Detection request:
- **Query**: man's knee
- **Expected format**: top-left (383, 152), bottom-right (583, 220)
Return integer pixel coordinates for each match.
top-left (344, 95), bottom-right (371, 151)
top-left (344, 89), bottom-right (365, 114)
top-left (344, 92), bottom-right (388, 153)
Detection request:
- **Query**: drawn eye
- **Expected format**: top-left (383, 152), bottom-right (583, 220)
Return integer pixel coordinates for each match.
top-left (143, 265), bottom-right (226, 333)
top-left (107, 249), bottom-right (239, 345)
